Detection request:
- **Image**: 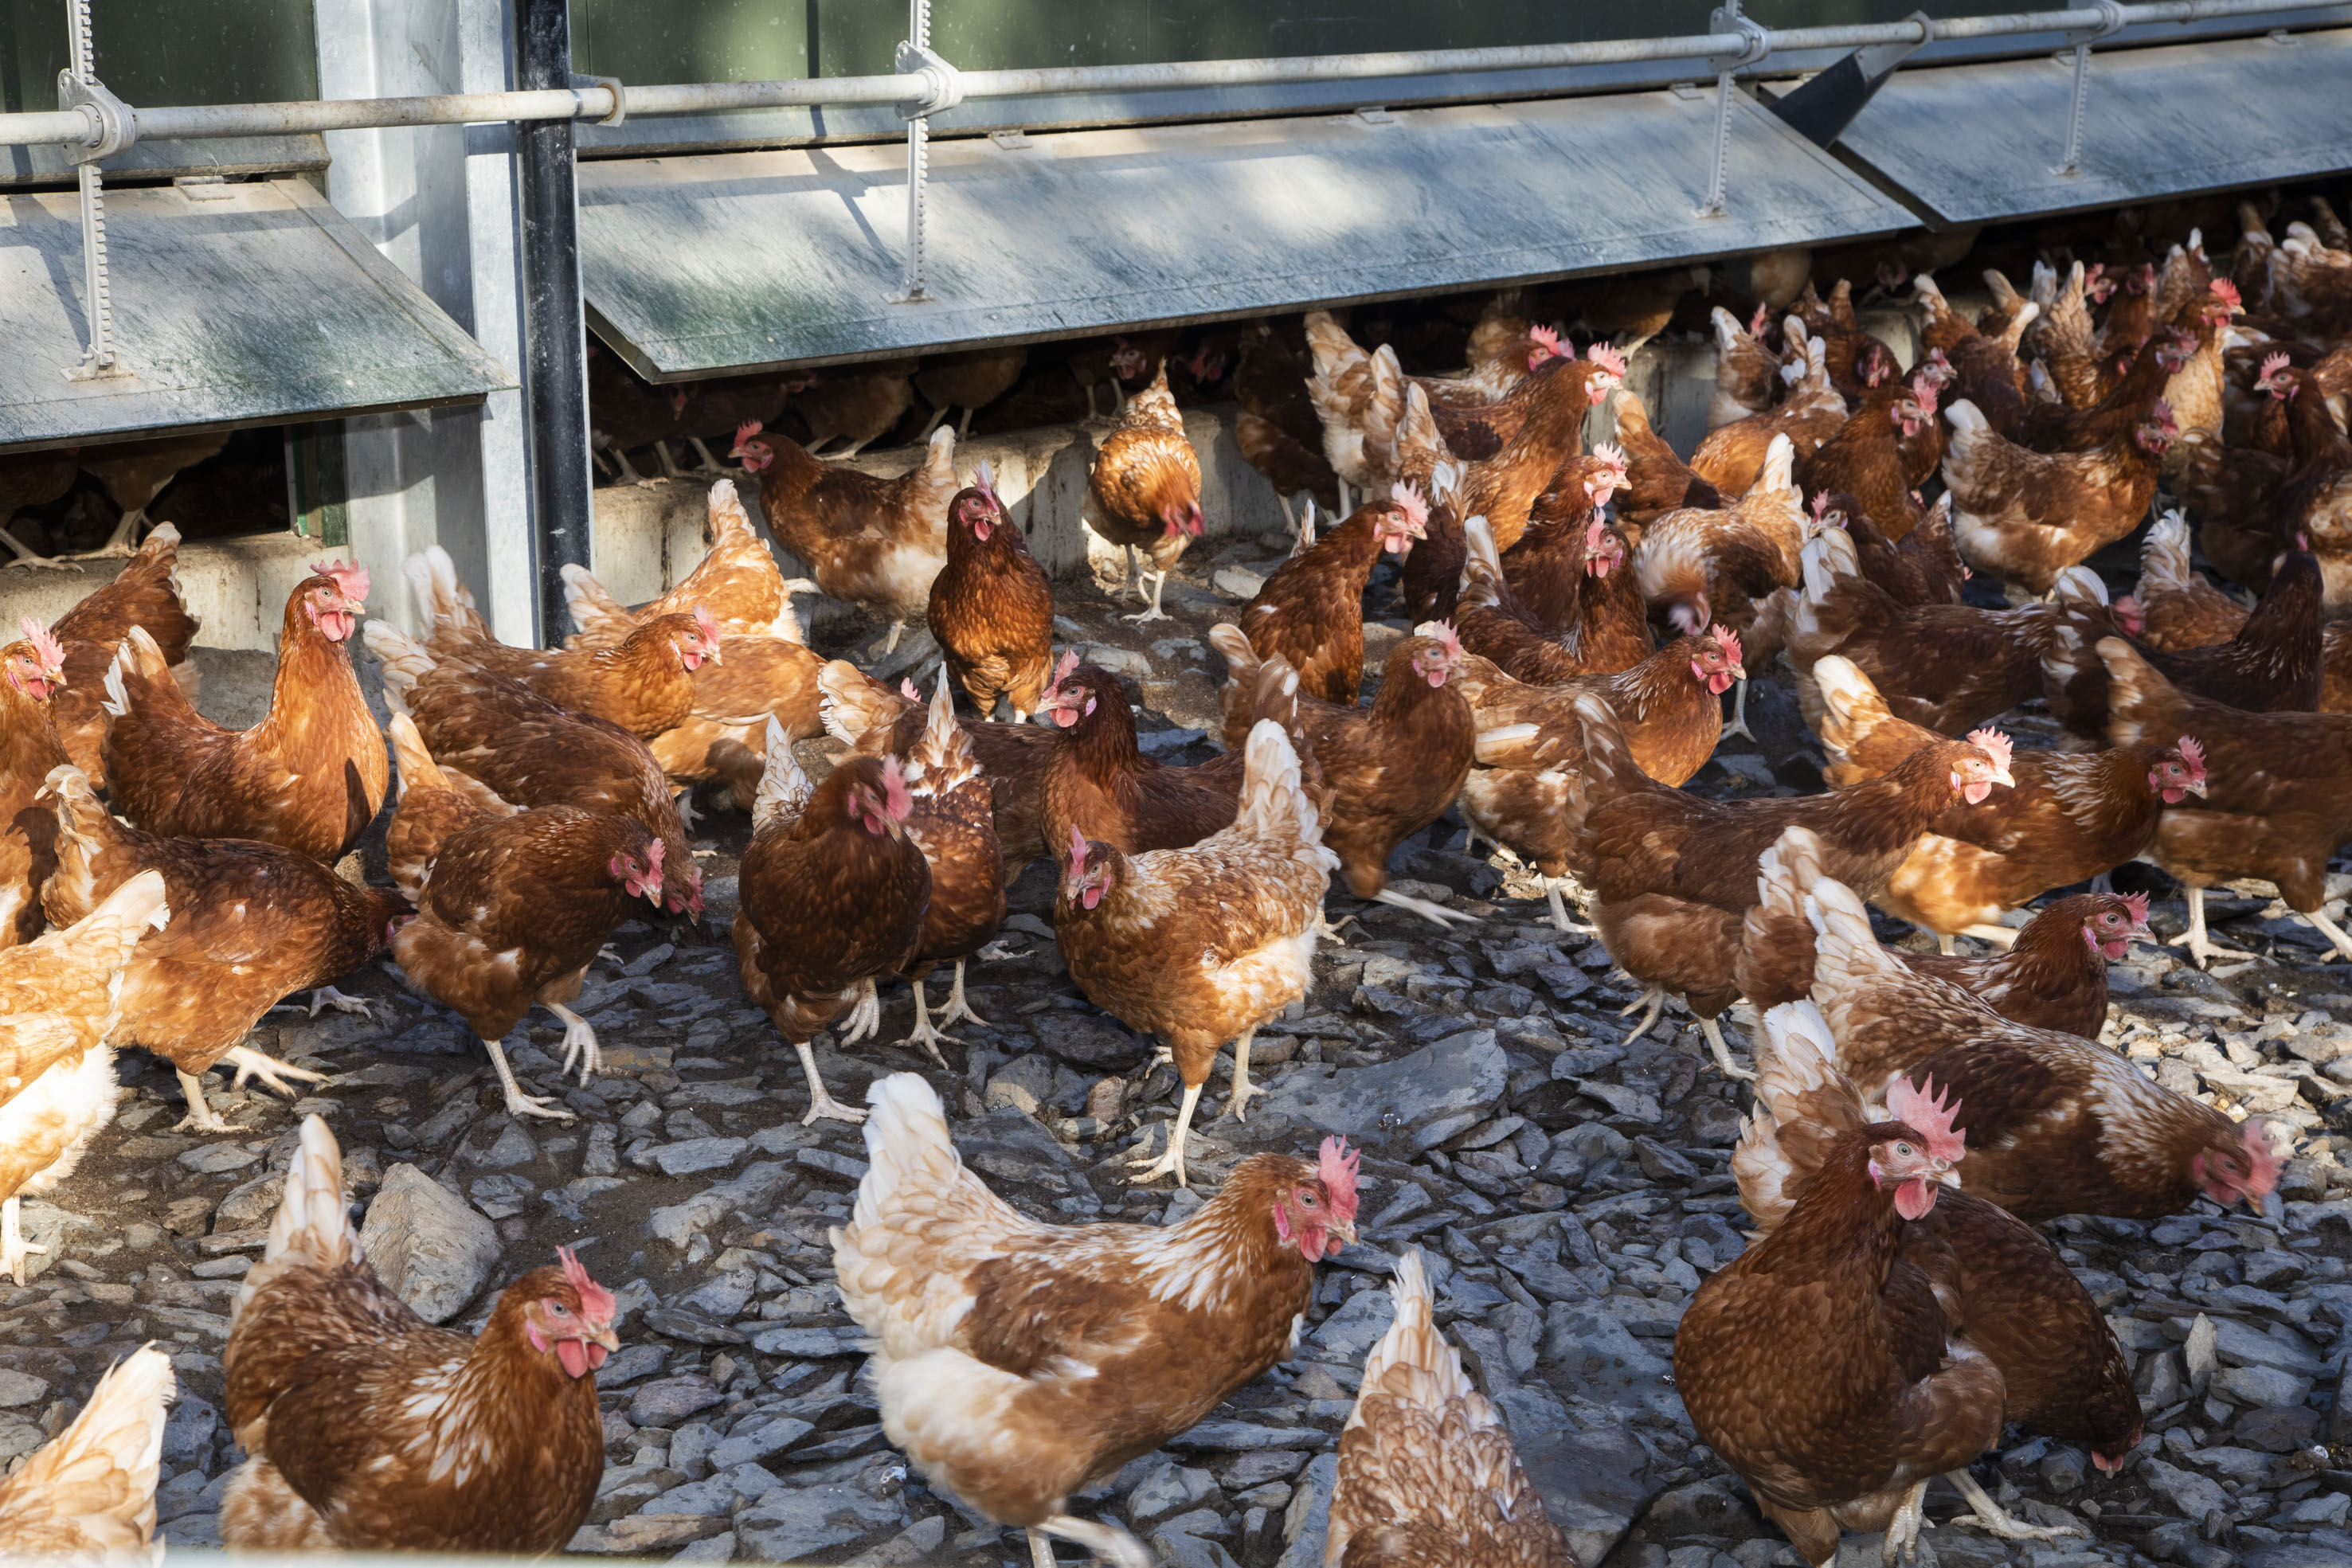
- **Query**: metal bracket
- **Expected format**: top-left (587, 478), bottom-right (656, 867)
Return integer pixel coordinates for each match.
top-left (1697, 0), bottom-right (1771, 218)
top-left (894, 41), bottom-right (963, 120)
top-left (2051, 0), bottom-right (2124, 177)
top-left (57, 68), bottom-right (135, 162)
top-left (570, 73), bottom-right (626, 127)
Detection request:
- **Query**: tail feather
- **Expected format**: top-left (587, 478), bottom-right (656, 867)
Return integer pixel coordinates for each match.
top-left (241, 1116), bottom-right (358, 1324)
top-left (1806, 655), bottom-right (1920, 782)
top-left (385, 712), bottom-right (448, 800)
top-left (1732, 1000), bottom-right (1870, 1233)
top-left (2138, 509), bottom-right (2195, 600)
top-left (752, 716), bottom-right (811, 832)
top-left (360, 620), bottom-right (436, 715)
top-left (0, 1343), bottom-right (174, 1555)
top-left (98, 627), bottom-right (184, 723)
top-left (2092, 635), bottom-right (2179, 749)
top-left (1208, 623), bottom-right (1262, 746)
top-left (1457, 514), bottom-right (1504, 612)
top-left (1805, 872), bottom-right (1908, 1022)
top-left (406, 545), bottom-right (487, 647)
top-left (1736, 826), bottom-right (1826, 1009)
top-left (1233, 718), bottom-right (1335, 865)
top-left (1353, 1248), bottom-right (1472, 1410)
top-left (559, 562), bottom-right (640, 650)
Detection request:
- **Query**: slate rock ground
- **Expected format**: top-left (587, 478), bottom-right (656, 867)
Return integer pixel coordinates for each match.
top-left (10, 521), bottom-right (2352, 1568)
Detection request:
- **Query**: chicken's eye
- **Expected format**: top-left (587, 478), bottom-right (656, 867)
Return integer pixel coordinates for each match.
top-left (1893, 1142), bottom-right (1915, 1159)
top-left (1297, 1190), bottom-right (1318, 1208)
top-left (546, 1300), bottom-right (571, 1318)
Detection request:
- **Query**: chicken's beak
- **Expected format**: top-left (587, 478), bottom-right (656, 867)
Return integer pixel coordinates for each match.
top-left (589, 1324), bottom-right (621, 1355)
top-left (2185, 776), bottom-right (2209, 798)
top-left (1330, 1216), bottom-right (1358, 1249)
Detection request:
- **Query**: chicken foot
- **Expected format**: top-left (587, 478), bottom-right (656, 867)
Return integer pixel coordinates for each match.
top-left (174, 1067), bottom-right (251, 1134)
top-left (2299, 905), bottom-right (2352, 965)
top-left (1544, 877), bottom-right (1596, 934)
top-left (1123, 567), bottom-right (1174, 624)
top-left (1695, 1015), bottom-right (1756, 1082)
top-left (2169, 886), bottom-right (2252, 969)
top-left (1027, 1515), bottom-right (1153, 1568)
top-left (1943, 1470), bottom-right (2087, 1545)
top-left (1224, 1029), bottom-right (1263, 1123)
top-left (839, 978), bottom-right (884, 1045)
top-left (225, 1045), bottom-right (331, 1100)
top-left (482, 1035), bottom-right (577, 1122)
top-left (1372, 887), bottom-right (1478, 929)
top-left (934, 959), bottom-right (991, 1030)
top-left (1129, 1081), bottom-right (1203, 1188)
top-left (303, 986), bottom-right (372, 1018)
top-left (687, 436), bottom-right (730, 475)
top-left (2, 1198), bottom-right (46, 1287)
top-left (547, 1002), bottom-right (602, 1085)
top-left (792, 1040), bottom-right (867, 1125)
top-left (68, 506), bottom-right (147, 560)
top-left (0, 527), bottom-right (81, 571)
top-left (894, 974), bottom-right (954, 1067)
top-left (1721, 677), bottom-right (1756, 745)
top-left (1618, 985), bottom-right (1668, 1045)
top-left (1880, 1478), bottom-right (1931, 1566)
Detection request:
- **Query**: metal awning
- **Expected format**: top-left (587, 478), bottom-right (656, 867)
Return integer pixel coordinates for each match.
top-left (577, 88), bottom-right (1918, 377)
top-left (0, 178), bottom-right (515, 453)
top-left (1835, 28), bottom-right (2352, 226)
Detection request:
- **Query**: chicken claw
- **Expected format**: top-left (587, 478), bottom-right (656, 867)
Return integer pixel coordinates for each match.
top-left (895, 976), bottom-right (956, 1067)
top-left (1695, 1016), bottom-right (1755, 1082)
top-left (1618, 985), bottom-right (1667, 1045)
top-left (1027, 1516), bottom-right (1153, 1568)
top-left (0, 528), bottom-right (83, 571)
top-left (1371, 887), bottom-right (1477, 929)
top-left (2, 1198), bottom-right (47, 1287)
top-left (483, 1037), bottom-right (577, 1122)
top-left (1223, 1030), bottom-right (1262, 1123)
top-left (225, 1045), bottom-right (331, 1098)
top-left (2167, 886), bottom-right (2250, 970)
top-left (838, 978), bottom-right (884, 1046)
top-left (1123, 569), bottom-right (1174, 624)
top-left (303, 986), bottom-right (373, 1019)
top-left (793, 1041), bottom-right (867, 1125)
top-left (1720, 677), bottom-right (1757, 745)
top-left (1881, 1478), bottom-right (1930, 1566)
top-left (933, 958), bottom-right (992, 1030)
top-left (1129, 1082), bottom-right (1203, 1189)
top-left (174, 1068), bottom-right (249, 1133)
top-left (547, 1003), bottom-right (602, 1085)
top-left (1945, 1471), bottom-right (2087, 1545)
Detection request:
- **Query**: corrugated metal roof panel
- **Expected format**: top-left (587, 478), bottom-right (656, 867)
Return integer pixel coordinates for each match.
top-left (1836, 29), bottom-right (2352, 226)
top-left (0, 178), bottom-right (515, 453)
top-left (577, 88), bottom-right (1917, 377)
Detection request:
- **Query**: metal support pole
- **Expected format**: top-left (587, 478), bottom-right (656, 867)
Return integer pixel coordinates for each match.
top-left (57, 0), bottom-right (132, 378)
top-left (894, 0), bottom-right (961, 304)
top-left (515, 0), bottom-right (593, 646)
top-left (1698, 0), bottom-right (1771, 217)
top-left (2053, 0), bottom-right (2127, 174)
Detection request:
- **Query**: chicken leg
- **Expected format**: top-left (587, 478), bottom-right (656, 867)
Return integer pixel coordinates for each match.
top-left (1372, 887), bottom-right (1477, 929)
top-left (0, 528), bottom-right (80, 571)
top-left (2301, 905), bottom-right (2352, 964)
top-left (2, 1198), bottom-right (45, 1286)
top-left (1618, 985), bottom-right (1667, 1045)
top-left (68, 506), bottom-right (146, 560)
top-left (839, 978), bottom-right (884, 1045)
top-left (894, 974), bottom-right (953, 1067)
top-left (225, 1045), bottom-right (330, 1101)
top-left (1027, 1515), bottom-right (1152, 1568)
top-left (2168, 886), bottom-right (2250, 969)
top-left (174, 1068), bottom-right (245, 1134)
top-left (1223, 1029), bottom-right (1262, 1123)
top-left (1695, 1015), bottom-right (1755, 1081)
top-left (929, 958), bottom-right (991, 1031)
top-left (793, 1040), bottom-right (867, 1125)
top-left (1721, 677), bottom-right (1756, 744)
top-left (547, 1001), bottom-right (601, 1085)
top-left (1944, 1470), bottom-right (2087, 1545)
top-left (1123, 565), bottom-right (1175, 624)
top-left (303, 986), bottom-right (372, 1018)
top-left (1129, 1081), bottom-right (1203, 1188)
top-left (482, 1036), bottom-right (576, 1122)
top-left (1880, 1478), bottom-right (1931, 1566)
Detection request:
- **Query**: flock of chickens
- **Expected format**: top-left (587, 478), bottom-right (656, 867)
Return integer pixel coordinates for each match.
top-left (2, 194), bottom-right (2351, 1566)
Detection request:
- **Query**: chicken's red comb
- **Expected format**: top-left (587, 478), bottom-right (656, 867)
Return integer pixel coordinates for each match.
top-left (312, 559), bottom-right (370, 606)
top-left (899, 677), bottom-right (922, 702)
top-left (1710, 624), bottom-right (1743, 664)
top-left (1590, 440), bottom-right (1628, 475)
top-left (17, 617), bottom-right (63, 673)
top-left (1907, 375), bottom-right (1940, 416)
top-left (1749, 303), bottom-right (1771, 338)
top-left (2121, 890), bottom-right (2151, 927)
top-left (2259, 350), bottom-right (2291, 381)
top-left (1426, 620), bottom-right (1463, 661)
top-left (642, 837), bottom-right (666, 881)
top-left (1886, 1074), bottom-right (1967, 1165)
top-left (1066, 822), bottom-right (1090, 875)
top-left (1587, 342), bottom-right (1627, 380)
top-left (1052, 647), bottom-right (1082, 685)
top-left (1317, 1136), bottom-right (1360, 1222)
top-left (735, 419), bottom-right (763, 446)
top-left (2211, 278), bottom-right (2242, 310)
top-left (1388, 482), bottom-right (1430, 534)
top-left (1966, 727), bottom-right (2013, 774)
top-left (974, 457), bottom-right (1003, 510)
top-left (1810, 491), bottom-right (1831, 521)
top-left (1528, 324), bottom-right (1563, 358)
top-left (692, 604), bottom-right (720, 643)
top-left (558, 1246), bottom-right (617, 1325)
top-left (2177, 734), bottom-right (2205, 777)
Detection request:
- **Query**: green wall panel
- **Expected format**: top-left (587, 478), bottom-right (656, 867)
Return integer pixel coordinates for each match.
top-left (0, 0), bottom-right (316, 114)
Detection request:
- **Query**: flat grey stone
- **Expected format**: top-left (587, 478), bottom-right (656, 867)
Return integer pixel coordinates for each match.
top-left (645, 1137), bottom-right (748, 1178)
top-left (358, 1163), bottom-right (501, 1324)
top-left (475, 1122), bottom-right (538, 1168)
top-left (0, 1370), bottom-right (49, 1409)
top-left (178, 1144), bottom-right (262, 1175)
top-left (1250, 1030), bottom-right (1506, 1148)
top-left (735, 1483), bottom-right (904, 1562)
top-left (629, 1374), bottom-right (724, 1425)
top-left (709, 1417), bottom-right (814, 1470)
top-left (2144, 1457), bottom-right (2230, 1519)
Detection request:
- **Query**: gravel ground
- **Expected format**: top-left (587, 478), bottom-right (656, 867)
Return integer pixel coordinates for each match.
top-left (9, 516), bottom-right (2352, 1568)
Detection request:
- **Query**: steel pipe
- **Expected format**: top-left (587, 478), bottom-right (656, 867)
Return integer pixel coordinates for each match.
top-left (0, 0), bottom-right (2337, 149)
